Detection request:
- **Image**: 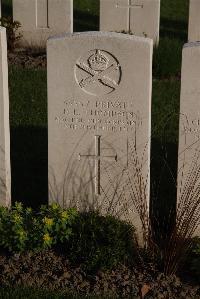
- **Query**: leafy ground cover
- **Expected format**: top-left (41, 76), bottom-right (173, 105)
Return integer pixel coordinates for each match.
top-left (0, 250), bottom-right (199, 299)
top-left (0, 204), bottom-right (199, 298)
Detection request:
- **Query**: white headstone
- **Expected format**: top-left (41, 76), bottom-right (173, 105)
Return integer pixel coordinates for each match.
top-left (178, 42), bottom-right (200, 236)
top-left (13, 0), bottom-right (73, 47)
top-left (48, 32), bottom-right (153, 240)
top-left (0, 27), bottom-right (11, 206)
top-left (100, 0), bottom-right (160, 45)
top-left (188, 0), bottom-right (200, 42)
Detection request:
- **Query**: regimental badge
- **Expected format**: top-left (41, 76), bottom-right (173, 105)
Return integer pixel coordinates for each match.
top-left (75, 49), bottom-right (122, 96)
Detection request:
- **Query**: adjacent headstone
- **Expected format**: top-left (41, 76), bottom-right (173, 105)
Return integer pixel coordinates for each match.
top-left (0, 27), bottom-right (11, 206)
top-left (13, 0), bottom-right (73, 47)
top-left (0, 0), bottom-right (1, 19)
top-left (100, 0), bottom-right (160, 45)
top-left (178, 42), bottom-right (200, 236)
top-left (188, 0), bottom-right (200, 42)
top-left (48, 32), bottom-right (153, 240)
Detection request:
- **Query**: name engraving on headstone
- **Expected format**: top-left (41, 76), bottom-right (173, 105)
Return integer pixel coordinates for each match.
top-left (55, 99), bottom-right (141, 132)
top-left (182, 117), bottom-right (200, 135)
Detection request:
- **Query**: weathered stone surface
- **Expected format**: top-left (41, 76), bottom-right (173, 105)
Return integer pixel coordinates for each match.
top-left (48, 32), bottom-right (153, 241)
top-left (100, 0), bottom-right (160, 45)
top-left (0, 27), bottom-right (11, 206)
top-left (13, 0), bottom-right (73, 47)
top-left (188, 0), bottom-right (200, 42)
top-left (178, 42), bottom-right (200, 236)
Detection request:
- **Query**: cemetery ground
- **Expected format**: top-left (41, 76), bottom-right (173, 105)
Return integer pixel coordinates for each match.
top-left (0, 0), bottom-right (200, 298)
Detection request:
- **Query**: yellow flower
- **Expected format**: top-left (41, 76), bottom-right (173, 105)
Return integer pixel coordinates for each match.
top-left (43, 233), bottom-right (52, 244)
top-left (61, 211), bottom-right (69, 221)
top-left (43, 217), bottom-right (54, 227)
top-left (26, 207), bottom-right (32, 213)
top-left (15, 202), bottom-right (23, 212)
top-left (18, 229), bottom-right (26, 240)
top-left (13, 213), bottom-right (22, 223)
top-left (51, 203), bottom-right (59, 210)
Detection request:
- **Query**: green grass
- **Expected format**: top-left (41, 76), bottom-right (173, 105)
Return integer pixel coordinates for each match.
top-left (74, 0), bottom-right (99, 31)
top-left (9, 68), bottom-right (47, 127)
top-left (152, 80), bottom-right (180, 142)
top-left (8, 68), bottom-right (47, 207)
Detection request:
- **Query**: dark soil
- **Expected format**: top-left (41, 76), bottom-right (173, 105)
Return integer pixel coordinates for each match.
top-left (0, 250), bottom-right (199, 299)
top-left (8, 49), bottom-right (47, 69)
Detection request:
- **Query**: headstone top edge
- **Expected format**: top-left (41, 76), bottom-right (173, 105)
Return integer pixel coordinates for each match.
top-left (183, 41), bottom-right (200, 49)
top-left (101, 0), bottom-right (160, 3)
top-left (47, 31), bottom-right (153, 46)
top-left (0, 26), bottom-right (6, 33)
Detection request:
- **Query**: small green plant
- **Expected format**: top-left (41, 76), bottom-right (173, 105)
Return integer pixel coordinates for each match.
top-left (65, 211), bottom-right (137, 272)
top-left (0, 16), bottom-right (22, 51)
top-left (0, 202), bottom-right (78, 252)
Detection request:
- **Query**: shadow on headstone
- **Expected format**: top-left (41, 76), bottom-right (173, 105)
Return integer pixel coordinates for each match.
top-left (11, 126), bottom-right (48, 209)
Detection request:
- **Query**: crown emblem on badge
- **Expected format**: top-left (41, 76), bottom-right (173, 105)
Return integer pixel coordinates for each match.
top-left (88, 50), bottom-right (109, 71)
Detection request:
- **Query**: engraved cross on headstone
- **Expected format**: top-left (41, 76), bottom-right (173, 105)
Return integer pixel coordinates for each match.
top-left (116, 0), bottom-right (143, 32)
top-left (36, 0), bottom-right (49, 28)
top-left (79, 135), bottom-right (117, 195)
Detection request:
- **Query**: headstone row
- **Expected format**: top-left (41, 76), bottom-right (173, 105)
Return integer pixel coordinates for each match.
top-left (100, 0), bottom-right (160, 45)
top-left (12, 0), bottom-right (160, 47)
top-left (13, 0), bottom-right (73, 47)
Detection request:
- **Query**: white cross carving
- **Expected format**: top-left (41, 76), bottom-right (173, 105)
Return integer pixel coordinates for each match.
top-left (116, 0), bottom-right (143, 32)
top-left (78, 135), bottom-right (117, 195)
